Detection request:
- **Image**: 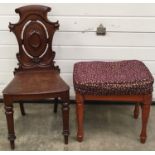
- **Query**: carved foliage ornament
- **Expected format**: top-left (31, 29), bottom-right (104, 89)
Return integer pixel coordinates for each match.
top-left (9, 5), bottom-right (60, 73)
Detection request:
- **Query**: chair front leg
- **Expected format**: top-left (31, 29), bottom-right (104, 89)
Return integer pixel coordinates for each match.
top-left (4, 96), bottom-right (16, 150)
top-left (76, 93), bottom-right (84, 142)
top-left (61, 93), bottom-right (70, 144)
top-left (140, 94), bottom-right (152, 143)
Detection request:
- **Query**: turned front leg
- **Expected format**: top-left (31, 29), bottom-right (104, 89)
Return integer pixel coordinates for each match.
top-left (61, 95), bottom-right (70, 144)
top-left (4, 98), bottom-right (16, 150)
top-left (76, 93), bottom-right (84, 142)
top-left (140, 95), bottom-right (152, 143)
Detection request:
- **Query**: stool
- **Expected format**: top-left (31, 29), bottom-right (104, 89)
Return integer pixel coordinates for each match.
top-left (73, 60), bottom-right (154, 143)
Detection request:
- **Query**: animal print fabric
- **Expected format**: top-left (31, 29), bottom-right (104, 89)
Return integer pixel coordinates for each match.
top-left (73, 60), bottom-right (154, 96)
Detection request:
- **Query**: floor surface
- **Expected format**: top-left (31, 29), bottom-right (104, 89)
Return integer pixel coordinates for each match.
top-left (0, 103), bottom-right (155, 151)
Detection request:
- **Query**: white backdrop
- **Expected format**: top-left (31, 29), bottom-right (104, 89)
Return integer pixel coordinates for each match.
top-left (0, 3), bottom-right (155, 99)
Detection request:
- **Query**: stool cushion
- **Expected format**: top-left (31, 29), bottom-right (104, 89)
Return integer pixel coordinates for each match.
top-left (73, 60), bottom-right (154, 96)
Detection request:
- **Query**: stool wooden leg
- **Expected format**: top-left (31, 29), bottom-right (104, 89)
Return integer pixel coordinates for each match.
top-left (76, 93), bottom-right (84, 142)
top-left (19, 102), bottom-right (26, 116)
top-left (4, 96), bottom-right (16, 150)
top-left (61, 93), bottom-right (70, 144)
top-left (134, 103), bottom-right (139, 119)
top-left (54, 97), bottom-right (58, 113)
top-left (140, 95), bottom-right (152, 143)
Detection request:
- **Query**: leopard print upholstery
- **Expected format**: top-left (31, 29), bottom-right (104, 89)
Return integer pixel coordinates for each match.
top-left (73, 60), bottom-right (154, 96)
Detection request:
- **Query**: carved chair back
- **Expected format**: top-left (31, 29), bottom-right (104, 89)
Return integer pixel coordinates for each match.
top-left (9, 5), bottom-right (60, 73)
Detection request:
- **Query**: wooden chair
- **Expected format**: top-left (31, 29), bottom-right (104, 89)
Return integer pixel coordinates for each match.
top-left (73, 60), bottom-right (154, 143)
top-left (2, 5), bottom-right (70, 150)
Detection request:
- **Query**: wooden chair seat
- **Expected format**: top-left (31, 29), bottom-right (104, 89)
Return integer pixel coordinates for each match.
top-left (73, 60), bottom-right (154, 144)
top-left (3, 71), bottom-right (69, 95)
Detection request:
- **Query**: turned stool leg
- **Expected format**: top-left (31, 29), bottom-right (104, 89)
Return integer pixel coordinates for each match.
top-left (140, 95), bottom-right (152, 143)
top-left (61, 93), bottom-right (70, 144)
top-left (4, 97), bottom-right (16, 150)
top-left (53, 97), bottom-right (58, 113)
top-left (134, 103), bottom-right (140, 119)
top-left (19, 102), bottom-right (26, 116)
top-left (76, 93), bottom-right (84, 142)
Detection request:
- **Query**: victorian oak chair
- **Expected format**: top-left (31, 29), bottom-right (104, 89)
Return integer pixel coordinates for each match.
top-left (2, 5), bottom-right (70, 149)
top-left (73, 60), bottom-right (154, 143)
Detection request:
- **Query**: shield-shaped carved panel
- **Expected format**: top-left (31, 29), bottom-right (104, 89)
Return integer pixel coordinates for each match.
top-left (23, 21), bottom-right (48, 58)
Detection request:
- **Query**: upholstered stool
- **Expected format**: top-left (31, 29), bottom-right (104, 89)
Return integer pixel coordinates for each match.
top-left (73, 60), bottom-right (154, 143)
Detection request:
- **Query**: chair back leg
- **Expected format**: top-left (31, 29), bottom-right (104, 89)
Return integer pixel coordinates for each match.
top-left (134, 103), bottom-right (140, 119)
top-left (19, 102), bottom-right (26, 116)
top-left (53, 98), bottom-right (58, 113)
